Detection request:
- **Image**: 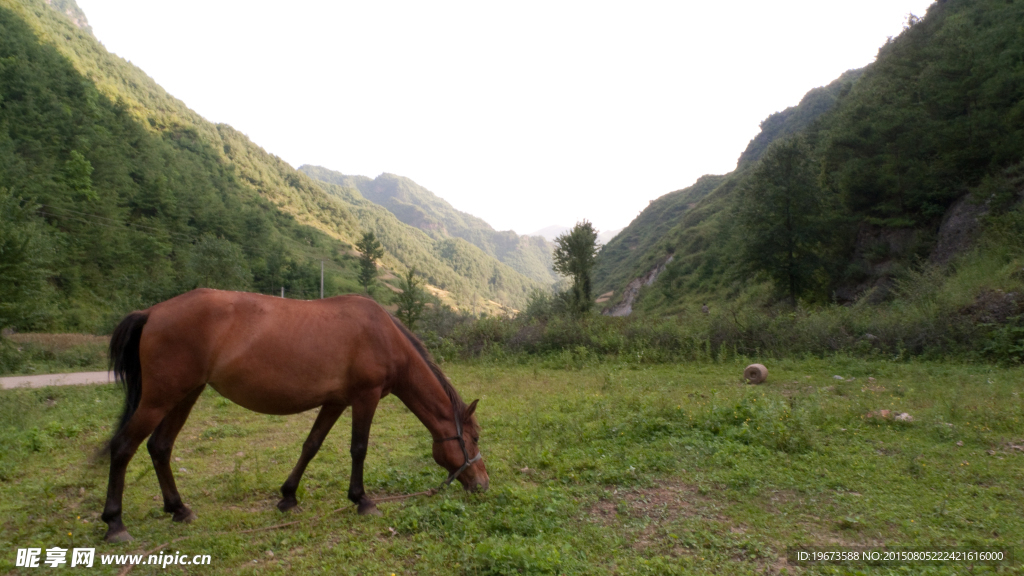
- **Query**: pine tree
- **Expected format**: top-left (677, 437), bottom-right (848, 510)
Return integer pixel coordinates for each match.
top-left (395, 267), bottom-right (426, 329)
top-left (356, 231), bottom-right (384, 294)
top-left (737, 138), bottom-right (828, 305)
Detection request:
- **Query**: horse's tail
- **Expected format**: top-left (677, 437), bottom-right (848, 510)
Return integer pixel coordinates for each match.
top-left (103, 311), bottom-right (149, 454)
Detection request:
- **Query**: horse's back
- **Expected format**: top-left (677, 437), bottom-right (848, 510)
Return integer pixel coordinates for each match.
top-left (138, 289), bottom-right (403, 414)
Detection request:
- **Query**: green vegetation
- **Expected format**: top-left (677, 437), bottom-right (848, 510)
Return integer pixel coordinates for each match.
top-left (355, 231), bottom-right (384, 294)
top-left (0, 333), bottom-right (107, 376)
top-left (595, 0), bottom-right (1024, 331)
top-left (395, 268), bottom-right (427, 330)
top-left (313, 180), bottom-right (542, 312)
top-left (2, 358), bottom-right (1021, 574)
top-left (736, 138), bottom-right (836, 305)
top-left (735, 69), bottom-right (863, 169)
top-left (593, 174), bottom-right (725, 299)
top-left (300, 166), bottom-right (559, 286)
top-left (552, 221), bottom-right (599, 316)
top-left (0, 0), bottom-right (372, 331)
top-left (413, 270), bottom-right (1007, 364)
top-left (0, 0), bottom-right (544, 338)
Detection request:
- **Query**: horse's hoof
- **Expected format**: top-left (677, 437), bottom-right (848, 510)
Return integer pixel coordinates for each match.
top-left (277, 498), bottom-right (298, 512)
top-left (172, 508), bottom-right (197, 523)
top-left (357, 502), bottom-right (382, 516)
top-left (104, 529), bottom-right (133, 543)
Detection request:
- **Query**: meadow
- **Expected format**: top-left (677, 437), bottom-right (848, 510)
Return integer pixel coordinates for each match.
top-left (1, 357), bottom-right (1022, 575)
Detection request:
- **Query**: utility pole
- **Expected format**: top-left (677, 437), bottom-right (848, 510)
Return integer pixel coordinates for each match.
top-left (281, 287), bottom-right (284, 298)
top-left (320, 260), bottom-right (324, 299)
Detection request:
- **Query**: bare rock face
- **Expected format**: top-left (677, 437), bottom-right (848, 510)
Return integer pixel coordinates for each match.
top-left (959, 289), bottom-right (1022, 324)
top-left (834, 193), bottom-right (989, 304)
top-left (44, 0), bottom-right (93, 35)
top-left (833, 227), bottom-right (922, 304)
top-left (930, 195), bottom-right (989, 266)
top-left (603, 256), bottom-right (673, 317)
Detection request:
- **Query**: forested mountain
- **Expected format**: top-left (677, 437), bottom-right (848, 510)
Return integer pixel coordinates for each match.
top-left (735, 69), bottom-right (864, 169)
top-left (594, 174), bottom-right (726, 298)
top-left (0, 0), bottom-right (538, 332)
top-left (596, 0), bottom-right (1024, 316)
top-left (307, 178), bottom-right (542, 313)
top-left (594, 71), bottom-right (865, 300)
top-left (300, 166), bottom-right (558, 286)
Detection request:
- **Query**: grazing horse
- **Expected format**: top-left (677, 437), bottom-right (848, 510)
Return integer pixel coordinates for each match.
top-left (101, 288), bottom-right (487, 543)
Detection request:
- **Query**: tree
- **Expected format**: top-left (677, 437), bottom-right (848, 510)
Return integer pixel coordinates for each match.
top-left (737, 138), bottom-right (828, 305)
top-left (552, 220), bottom-right (598, 315)
top-left (185, 234), bottom-right (253, 290)
top-left (356, 231), bottom-right (384, 294)
top-left (395, 267), bottom-right (427, 329)
top-left (0, 188), bottom-right (52, 330)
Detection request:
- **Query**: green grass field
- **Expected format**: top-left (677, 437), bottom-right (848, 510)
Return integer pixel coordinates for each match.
top-left (1, 357), bottom-right (1022, 574)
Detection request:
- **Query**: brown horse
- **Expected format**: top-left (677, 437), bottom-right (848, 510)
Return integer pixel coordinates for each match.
top-left (101, 288), bottom-right (487, 543)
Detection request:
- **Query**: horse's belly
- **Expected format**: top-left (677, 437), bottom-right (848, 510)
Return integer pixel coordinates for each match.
top-left (207, 368), bottom-right (348, 415)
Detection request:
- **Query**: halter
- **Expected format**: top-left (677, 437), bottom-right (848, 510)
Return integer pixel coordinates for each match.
top-left (435, 398), bottom-right (482, 488)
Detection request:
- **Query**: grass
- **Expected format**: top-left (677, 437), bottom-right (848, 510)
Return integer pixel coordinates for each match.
top-left (0, 333), bottom-right (109, 376)
top-left (1, 356), bottom-right (1022, 574)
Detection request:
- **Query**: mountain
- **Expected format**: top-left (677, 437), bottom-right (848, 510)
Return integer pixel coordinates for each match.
top-left (596, 228), bottom-right (623, 246)
top-left (594, 174), bottom-right (729, 300)
top-left (299, 166), bottom-right (558, 286)
top-left (595, 0), bottom-right (1024, 316)
top-left (0, 0), bottom-right (539, 331)
top-left (529, 225), bottom-right (570, 241)
top-left (735, 69), bottom-right (864, 169)
top-left (594, 70), bottom-right (866, 302)
top-left (529, 225), bottom-right (620, 245)
top-left (302, 178), bottom-right (543, 312)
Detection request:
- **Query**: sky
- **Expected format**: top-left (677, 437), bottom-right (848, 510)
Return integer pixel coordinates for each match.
top-left (75, 1), bottom-right (935, 237)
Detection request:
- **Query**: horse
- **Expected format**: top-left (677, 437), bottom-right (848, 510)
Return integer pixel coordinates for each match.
top-left (101, 288), bottom-right (487, 543)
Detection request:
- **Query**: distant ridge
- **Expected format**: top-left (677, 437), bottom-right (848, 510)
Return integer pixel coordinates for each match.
top-left (528, 225), bottom-right (569, 241)
top-left (300, 166), bottom-right (558, 286)
top-left (597, 228), bottom-right (623, 246)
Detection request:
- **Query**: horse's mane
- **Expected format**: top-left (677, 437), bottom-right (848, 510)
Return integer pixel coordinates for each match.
top-left (389, 316), bottom-right (467, 417)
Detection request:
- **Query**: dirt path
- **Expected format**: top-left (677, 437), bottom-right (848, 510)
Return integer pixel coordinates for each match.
top-left (0, 370), bottom-right (113, 390)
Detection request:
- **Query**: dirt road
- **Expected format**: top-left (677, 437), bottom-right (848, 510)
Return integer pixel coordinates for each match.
top-left (0, 371), bottom-right (113, 390)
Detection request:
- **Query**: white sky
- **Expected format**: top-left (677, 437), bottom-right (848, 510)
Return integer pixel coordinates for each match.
top-left (75, 0), bottom-right (934, 237)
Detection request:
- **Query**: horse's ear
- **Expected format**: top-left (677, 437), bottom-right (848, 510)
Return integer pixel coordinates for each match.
top-left (464, 399), bottom-right (479, 420)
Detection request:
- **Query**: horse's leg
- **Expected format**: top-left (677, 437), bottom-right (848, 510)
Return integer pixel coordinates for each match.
top-left (347, 391), bottom-right (382, 516)
top-left (101, 405), bottom-right (167, 543)
top-left (277, 403), bottom-right (345, 512)
top-left (147, 385), bottom-right (205, 523)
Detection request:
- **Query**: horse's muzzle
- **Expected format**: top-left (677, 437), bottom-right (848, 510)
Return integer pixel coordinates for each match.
top-left (470, 477), bottom-right (489, 493)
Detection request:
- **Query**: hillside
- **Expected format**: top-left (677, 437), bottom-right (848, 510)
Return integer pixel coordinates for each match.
top-left (300, 166), bottom-right (558, 286)
top-left (594, 174), bottom-right (727, 298)
top-left (595, 0), bottom-right (1024, 317)
top-left (594, 70), bottom-right (864, 301)
top-left (735, 69), bottom-right (864, 169)
top-left (307, 180), bottom-right (543, 313)
top-left (0, 0), bottom-right (539, 332)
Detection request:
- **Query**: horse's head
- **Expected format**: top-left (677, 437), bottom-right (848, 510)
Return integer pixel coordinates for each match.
top-left (433, 399), bottom-right (488, 492)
